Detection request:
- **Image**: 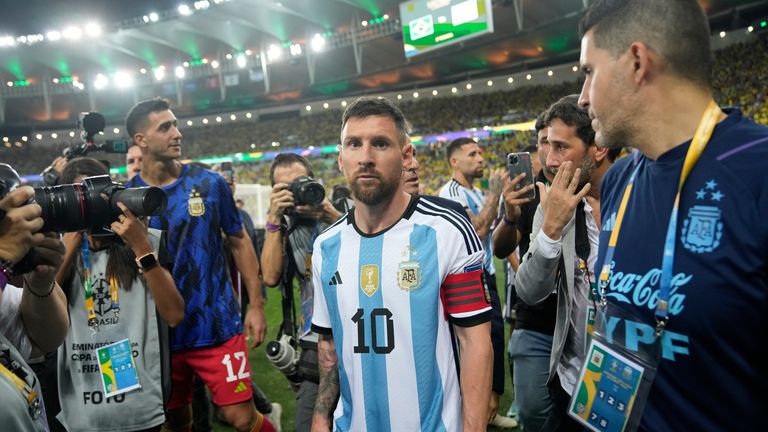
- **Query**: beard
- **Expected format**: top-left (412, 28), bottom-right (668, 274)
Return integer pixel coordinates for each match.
top-left (350, 167), bottom-right (401, 206)
top-left (577, 156), bottom-right (596, 190)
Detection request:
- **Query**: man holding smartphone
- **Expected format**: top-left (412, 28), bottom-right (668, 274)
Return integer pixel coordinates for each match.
top-left (514, 95), bottom-right (613, 430)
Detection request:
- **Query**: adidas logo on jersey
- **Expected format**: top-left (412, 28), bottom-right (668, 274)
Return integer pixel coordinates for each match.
top-left (329, 271), bottom-right (343, 286)
top-left (234, 382), bottom-right (249, 393)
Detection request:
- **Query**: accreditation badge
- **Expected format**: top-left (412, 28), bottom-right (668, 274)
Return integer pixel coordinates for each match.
top-left (96, 339), bottom-right (141, 398)
top-left (568, 303), bottom-right (661, 432)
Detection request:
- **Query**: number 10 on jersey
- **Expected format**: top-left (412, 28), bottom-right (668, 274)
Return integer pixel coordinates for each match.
top-left (352, 308), bottom-right (395, 354)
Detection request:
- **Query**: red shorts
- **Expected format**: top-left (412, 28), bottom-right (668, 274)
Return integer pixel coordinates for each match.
top-left (167, 334), bottom-right (254, 409)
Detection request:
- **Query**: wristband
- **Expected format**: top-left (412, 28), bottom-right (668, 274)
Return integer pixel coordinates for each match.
top-left (265, 221), bottom-right (282, 233)
top-left (503, 216), bottom-right (517, 226)
top-left (25, 279), bottom-right (56, 298)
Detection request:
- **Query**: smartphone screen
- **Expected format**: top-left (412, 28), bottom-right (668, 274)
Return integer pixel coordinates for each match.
top-left (507, 152), bottom-right (536, 200)
top-left (221, 162), bottom-right (234, 184)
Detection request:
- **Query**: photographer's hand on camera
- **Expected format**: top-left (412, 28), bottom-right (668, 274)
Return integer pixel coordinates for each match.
top-left (267, 183), bottom-right (295, 225)
top-left (296, 198), bottom-right (342, 224)
top-left (110, 202), bottom-right (152, 257)
top-left (0, 187), bottom-right (45, 265)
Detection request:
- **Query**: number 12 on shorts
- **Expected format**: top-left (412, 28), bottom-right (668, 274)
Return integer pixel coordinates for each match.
top-left (222, 351), bottom-right (251, 383)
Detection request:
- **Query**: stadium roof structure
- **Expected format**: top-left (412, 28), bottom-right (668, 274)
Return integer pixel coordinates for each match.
top-left (0, 0), bottom-right (766, 129)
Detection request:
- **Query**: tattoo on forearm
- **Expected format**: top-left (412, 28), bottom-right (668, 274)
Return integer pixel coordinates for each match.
top-left (314, 335), bottom-right (340, 419)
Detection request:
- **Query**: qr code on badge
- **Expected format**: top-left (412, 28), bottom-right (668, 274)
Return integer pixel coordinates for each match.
top-left (591, 349), bottom-right (604, 367)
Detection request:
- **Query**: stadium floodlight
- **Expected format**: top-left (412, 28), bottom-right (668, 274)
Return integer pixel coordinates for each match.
top-left (216, 116), bottom-right (222, 122)
top-left (719, 31), bottom-right (726, 38)
top-left (305, 105), bottom-right (312, 111)
top-left (154, 67), bottom-right (166, 81)
top-left (361, 21), bottom-right (368, 27)
top-left (397, 94), bottom-right (402, 100)
top-left (383, 14), bottom-right (389, 20)
top-left (230, 114), bottom-right (236, 120)
top-left (113, 128), bottom-right (120, 134)
top-left (202, 118), bottom-right (209, 124)
top-left (508, 76), bottom-right (514, 83)
top-left (572, 65), bottom-right (578, 72)
top-left (487, 80), bottom-right (493, 86)
top-left (69, 131), bottom-right (75, 137)
top-left (748, 26), bottom-right (754, 32)
top-left (432, 89), bottom-right (438, 96)
top-left (52, 78), bottom-right (60, 84)
top-left (35, 133), bottom-right (43, 140)
top-left (46, 30), bottom-right (62, 41)
top-left (211, 60), bottom-right (220, 69)
top-left (526, 74), bottom-right (532, 80)
top-left (311, 34), bottom-right (326, 52)
top-left (341, 100), bottom-right (347, 107)
top-left (142, 15), bottom-right (150, 23)
top-left (51, 133), bottom-right (58, 139)
top-left (2, 137), bottom-right (7, 142)
top-left (267, 45), bottom-right (282, 62)
top-left (0, 36), bottom-right (16, 47)
top-left (236, 54), bottom-right (247, 68)
top-left (114, 71), bottom-right (133, 89)
top-left (245, 49), bottom-right (253, 55)
top-left (5, 81), bottom-right (12, 87)
top-left (62, 26), bottom-right (83, 40)
top-left (271, 141), bottom-right (280, 147)
top-left (94, 73), bottom-right (109, 90)
top-left (225, 53), bottom-right (233, 60)
top-left (194, 1), bottom-right (210, 10)
top-left (547, 70), bottom-right (553, 77)
top-left (149, 12), bottom-right (160, 22)
top-left (413, 91), bottom-right (419, 98)
top-left (139, 68), bottom-right (147, 74)
top-left (323, 102), bottom-right (329, 109)
top-left (85, 22), bottom-right (102, 37)
top-left (21, 136), bottom-right (27, 142)
top-left (175, 66), bottom-right (185, 79)
top-left (178, 4), bottom-right (192, 15)
top-left (465, 83), bottom-right (472, 90)
top-left (451, 87), bottom-right (458, 93)
top-left (183, 61), bottom-right (190, 67)
top-left (245, 112), bottom-right (252, 118)
top-left (187, 120), bottom-right (193, 126)
top-left (289, 43), bottom-right (302, 56)
top-left (250, 143), bottom-right (256, 149)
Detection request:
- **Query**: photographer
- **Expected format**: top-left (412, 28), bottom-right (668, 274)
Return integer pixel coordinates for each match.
top-left (260, 153), bottom-right (341, 432)
top-left (0, 183), bottom-right (69, 431)
top-left (53, 158), bottom-right (184, 431)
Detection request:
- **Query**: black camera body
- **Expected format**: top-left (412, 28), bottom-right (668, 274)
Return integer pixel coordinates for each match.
top-left (1, 163), bottom-right (166, 235)
top-left (288, 176), bottom-right (325, 206)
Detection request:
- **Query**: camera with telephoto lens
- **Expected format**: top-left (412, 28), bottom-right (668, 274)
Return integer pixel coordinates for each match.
top-left (265, 335), bottom-right (300, 383)
top-left (0, 163), bottom-right (167, 235)
top-left (288, 176), bottom-right (325, 206)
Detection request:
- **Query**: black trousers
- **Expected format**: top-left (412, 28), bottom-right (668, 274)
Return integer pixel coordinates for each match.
top-left (486, 270), bottom-right (505, 395)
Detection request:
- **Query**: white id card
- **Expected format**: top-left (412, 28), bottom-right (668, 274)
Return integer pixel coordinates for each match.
top-left (96, 339), bottom-right (141, 398)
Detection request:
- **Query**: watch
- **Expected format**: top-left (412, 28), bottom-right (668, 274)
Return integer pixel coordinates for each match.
top-left (135, 252), bottom-right (159, 272)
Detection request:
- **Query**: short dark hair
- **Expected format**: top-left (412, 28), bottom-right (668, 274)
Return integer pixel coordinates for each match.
top-left (341, 97), bottom-right (411, 145)
top-left (579, 0), bottom-right (712, 89)
top-left (445, 137), bottom-right (477, 162)
top-left (125, 98), bottom-right (172, 142)
top-left (521, 144), bottom-right (538, 154)
top-left (534, 110), bottom-right (548, 132)
top-left (269, 153), bottom-right (313, 185)
top-left (58, 157), bottom-right (108, 185)
top-left (544, 95), bottom-right (595, 147)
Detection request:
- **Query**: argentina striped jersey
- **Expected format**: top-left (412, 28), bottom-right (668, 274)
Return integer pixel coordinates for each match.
top-left (311, 195), bottom-right (491, 431)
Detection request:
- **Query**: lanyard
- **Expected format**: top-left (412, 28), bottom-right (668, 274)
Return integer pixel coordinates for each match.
top-left (81, 237), bottom-right (120, 330)
top-left (598, 101), bottom-right (721, 336)
top-left (0, 349), bottom-right (40, 419)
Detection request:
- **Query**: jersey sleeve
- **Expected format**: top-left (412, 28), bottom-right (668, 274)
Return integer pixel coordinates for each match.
top-left (216, 174), bottom-right (243, 236)
top-left (440, 225), bottom-right (491, 327)
top-left (439, 183), bottom-right (470, 210)
top-left (310, 238), bottom-right (332, 334)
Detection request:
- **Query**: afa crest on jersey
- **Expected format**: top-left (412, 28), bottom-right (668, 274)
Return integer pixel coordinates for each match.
top-left (360, 264), bottom-right (379, 297)
top-left (681, 179), bottom-right (724, 254)
top-left (397, 260), bottom-right (421, 291)
top-left (188, 189), bottom-right (205, 216)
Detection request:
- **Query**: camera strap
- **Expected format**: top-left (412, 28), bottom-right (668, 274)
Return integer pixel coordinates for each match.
top-left (81, 238), bottom-right (120, 331)
top-left (0, 343), bottom-right (41, 420)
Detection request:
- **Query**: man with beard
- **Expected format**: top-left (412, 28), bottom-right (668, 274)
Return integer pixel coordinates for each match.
top-left (578, 0), bottom-right (768, 429)
top-left (515, 95), bottom-right (612, 431)
top-left (310, 97), bottom-right (493, 431)
top-left (438, 138), bottom-right (513, 427)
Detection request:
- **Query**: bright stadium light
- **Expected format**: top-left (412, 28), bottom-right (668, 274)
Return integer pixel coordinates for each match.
top-left (5, 81), bottom-right (11, 87)
top-left (487, 80), bottom-right (493, 86)
top-left (35, 133), bottom-right (42, 140)
top-left (46, 30), bottom-right (62, 41)
top-left (69, 131), bottom-right (75, 137)
top-left (572, 65), bottom-right (578, 72)
top-left (62, 26), bottom-right (82, 40)
top-left (719, 31), bottom-right (726, 38)
top-left (311, 34), bottom-right (326, 52)
top-left (183, 61), bottom-right (190, 67)
top-left (508, 76), bottom-right (514, 83)
top-left (748, 25), bottom-right (754, 32)
top-left (413, 91), bottom-right (419, 98)
top-left (0, 36), bottom-right (16, 47)
top-left (178, 4), bottom-right (192, 15)
top-left (142, 15), bottom-right (150, 23)
top-left (211, 60), bottom-right (220, 69)
top-left (289, 43), bottom-right (302, 56)
top-left (94, 73), bottom-right (109, 90)
top-left (245, 49), bottom-right (253, 55)
top-left (267, 44), bottom-right (282, 62)
top-left (323, 102), bottom-right (329, 109)
top-left (250, 143), bottom-right (256, 149)
top-left (548, 70), bottom-right (554, 77)
top-left (526, 74), bottom-right (532, 80)
top-left (114, 71), bottom-right (133, 88)
top-left (51, 133), bottom-right (58, 139)
top-left (154, 67), bottom-right (165, 81)
top-left (236, 54), bottom-right (247, 68)
top-left (187, 120), bottom-right (193, 126)
top-left (432, 89), bottom-right (438, 96)
top-left (85, 22), bottom-right (102, 37)
top-left (202, 118), bottom-right (209, 124)
top-left (305, 105), bottom-right (312, 111)
top-left (361, 21), bottom-right (368, 27)
top-left (175, 66), bottom-right (185, 78)
top-left (215, 116), bottom-right (222, 122)
top-left (149, 12), bottom-right (160, 22)
top-left (451, 87), bottom-right (458, 93)
top-left (230, 114), bottom-right (236, 120)
top-left (113, 128), bottom-right (120, 134)
top-left (21, 136), bottom-right (27, 142)
top-left (341, 100), bottom-right (347, 107)
top-left (139, 68), bottom-right (147, 74)
top-left (397, 94), bottom-right (402, 100)
top-left (245, 112), bottom-right (252, 118)
top-left (465, 83), bottom-right (472, 90)
top-left (194, 0), bottom-right (210, 10)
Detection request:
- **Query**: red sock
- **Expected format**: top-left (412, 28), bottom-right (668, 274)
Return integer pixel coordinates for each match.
top-left (250, 412), bottom-right (276, 432)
